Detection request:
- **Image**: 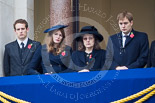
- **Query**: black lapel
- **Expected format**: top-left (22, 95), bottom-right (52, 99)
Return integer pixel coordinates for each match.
top-left (22, 39), bottom-right (32, 64)
top-left (86, 50), bottom-right (97, 69)
top-left (92, 49), bottom-right (98, 58)
top-left (89, 49), bottom-right (97, 63)
top-left (12, 40), bottom-right (22, 63)
top-left (78, 50), bottom-right (97, 64)
top-left (116, 32), bottom-right (123, 48)
top-left (78, 51), bottom-right (86, 63)
top-left (125, 30), bottom-right (135, 47)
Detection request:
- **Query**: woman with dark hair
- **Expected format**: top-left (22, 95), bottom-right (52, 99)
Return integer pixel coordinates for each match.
top-left (27, 25), bottom-right (72, 74)
top-left (70, 26), bottom-right (106, 72)
top-left (147, 40), bottom-right (155, 67)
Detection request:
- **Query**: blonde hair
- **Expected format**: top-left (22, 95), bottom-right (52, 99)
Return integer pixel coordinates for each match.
top-left (117, 11), bottom-right (133, 22)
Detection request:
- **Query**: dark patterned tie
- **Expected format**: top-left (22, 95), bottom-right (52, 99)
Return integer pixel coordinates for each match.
top-left (21, 42), bottom-right (24, 59)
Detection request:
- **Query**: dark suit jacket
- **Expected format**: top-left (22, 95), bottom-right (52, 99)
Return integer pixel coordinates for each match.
top-left (69, 49), bottom-right (106, 71)
top-left (105, 29), bottom-right (149, 70)
top-left (147, 40), bottom-right (155, 67)
top-left (27, 45), bottom-right (72, 74)
top-left (3, 38), bottom-right (41, 76)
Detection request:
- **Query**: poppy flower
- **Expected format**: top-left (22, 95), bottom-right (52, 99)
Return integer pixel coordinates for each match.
top-left (28, 44), bottom-right (33, 49)
top-left (89, 54), bottom-right (92, 59)
top-left (61, 51), bottom-right (66, 56)
top-left (130, 32), bottom-right (134, 38)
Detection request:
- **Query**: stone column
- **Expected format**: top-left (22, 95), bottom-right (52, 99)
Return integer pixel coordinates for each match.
top-left (50, 0), bottom-right (73, 46)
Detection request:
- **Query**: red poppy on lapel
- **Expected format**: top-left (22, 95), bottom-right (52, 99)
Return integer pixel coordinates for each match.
top-left (89, 54), bottom-right (93, 61)
top-left (130, 32), bottom-right (134, 38)
top-left (28, 44), bottom-right (33, 49)
top-left (61, 51), bottom-right (66, 56)
top-left (89, 54), bottom-right (92, 59)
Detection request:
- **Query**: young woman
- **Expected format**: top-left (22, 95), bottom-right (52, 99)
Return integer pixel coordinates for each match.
top-left (27, 25), bottom-right (72, 74)
top-left (70, 26), bottom-right (106, 72)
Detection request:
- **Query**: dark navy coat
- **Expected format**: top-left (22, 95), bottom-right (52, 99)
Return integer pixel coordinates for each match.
top-left (147, 40), bottom-right (155, 67)
top-left (69, 49), bottom-right (106, 71)
top-left (3, 39), bottom-right (41, 76)
top-left (27, 45), bottom-right (72, 74)
top-left (105, 29), bottom-right (149, 70)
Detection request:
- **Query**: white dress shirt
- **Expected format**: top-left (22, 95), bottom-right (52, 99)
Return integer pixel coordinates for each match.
top-left (17, 38), bottom-right (28, 49)
top-left (122, 32), bottom-right (130, 48)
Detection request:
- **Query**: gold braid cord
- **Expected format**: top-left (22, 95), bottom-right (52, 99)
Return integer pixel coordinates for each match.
top-left (111, 84), bottom-right (155, 103)
top-left (0, 91), bottom-right (30, 103)
top-left (0, 95), bottom-right (11, 103)
top-left (135, 89), bottom-right (155, 103)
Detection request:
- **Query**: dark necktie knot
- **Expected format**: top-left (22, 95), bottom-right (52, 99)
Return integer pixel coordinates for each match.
top-left (21, 42), bottom-right (24, 49)
top-left (124, 35), bottom-right (128, 38)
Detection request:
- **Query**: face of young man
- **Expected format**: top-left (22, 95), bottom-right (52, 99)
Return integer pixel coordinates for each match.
top-left (118, 17), bottom-right (133, 34)
top-left (83, 34), bottom-right (95, 49)
top-left (52, 30), bottom-right (63, 44)
top-left (14, 23), bottom-right (29, 41)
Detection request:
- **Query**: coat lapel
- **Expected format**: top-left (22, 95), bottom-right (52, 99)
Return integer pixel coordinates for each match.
top-left (89, 50), bottom-right (97, 64)
top-left (78, 50), bottom-right (97, 64)
top-left (13, 41), bottom-right (22, 63)
top-left (22, 39), bottom-right (32, 64)
top-left (78, 51), bottom-right (86, 64)
top-left (92, 49), bottom-right (98, 59)
top-left (85, 50), bottom-right (97, 69)
top-left (116, 32), bottom-right (123, 48)
top-left (125, 30), bottom-right (135, 47)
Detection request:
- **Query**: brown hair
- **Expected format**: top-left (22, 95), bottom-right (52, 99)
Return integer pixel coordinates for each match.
top-left (45, 29), bottom-right (65, 55)
top-left (13, 19), bottom-right (28, 30)
top-left (78, 35), bottom-right (101, 51)
top-left (117, 11), bottom-right (133, 22)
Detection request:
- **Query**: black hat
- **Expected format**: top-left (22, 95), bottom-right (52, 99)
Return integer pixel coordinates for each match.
top-left (75, 26), bottom-right (103, 42)
top-left (44, 25), bottom-right (68, 33)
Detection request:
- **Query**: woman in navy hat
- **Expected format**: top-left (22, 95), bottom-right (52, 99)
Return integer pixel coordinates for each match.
top-left (69, 26), bottom-right (106, 72)
top-left (27, 25), bottom-right (72, 74)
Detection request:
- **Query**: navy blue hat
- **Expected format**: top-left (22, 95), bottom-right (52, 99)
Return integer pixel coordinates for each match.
top-left (44, 25), bottom-right (68, 33)
top-left (75, 26), bottom-right (103, 42)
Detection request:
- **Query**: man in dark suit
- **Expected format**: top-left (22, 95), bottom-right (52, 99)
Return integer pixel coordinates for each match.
top-left (105, 11), bottom-right (149, 70)
top-left (147, 40), bottom-right (155, 67)
top-left (3, 19), bottom-right (41, 76)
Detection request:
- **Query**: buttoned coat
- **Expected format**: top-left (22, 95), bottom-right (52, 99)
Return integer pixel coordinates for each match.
top-left (70, 49), bottom-right (106, 71)
top-left (105, 29), bottom-right (149, 70)
top-left (3, 39), bottom-right (41, 76)
top-left (27, 45), bottom-right (72, 74)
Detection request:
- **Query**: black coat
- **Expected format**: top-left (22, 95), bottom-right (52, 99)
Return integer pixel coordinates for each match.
top-left (147, 40), bottom-right (155, 67)
top-left (3, 39), bottom-right (41, 76)
top-left (105, 29), bottom-right (149, 70)
top-left (69, 49), bottom-right (106, 71)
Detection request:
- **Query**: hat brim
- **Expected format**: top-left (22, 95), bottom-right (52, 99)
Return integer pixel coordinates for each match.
top-left (74, 31), bottom-right (103, 42)
top-left (44, 25), bottom-right (68, 33)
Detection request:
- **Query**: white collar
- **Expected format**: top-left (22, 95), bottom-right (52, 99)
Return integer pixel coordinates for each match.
top-left (17, 38), bottom-right (28, 47)
top-left (122, 32), bottom-right (130, 37)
